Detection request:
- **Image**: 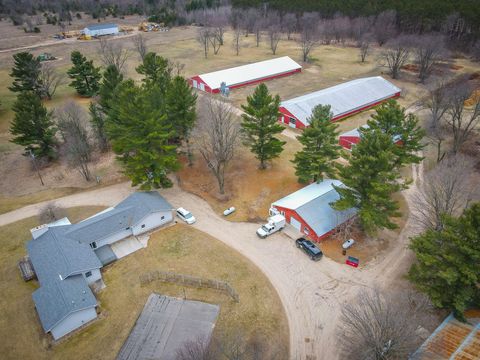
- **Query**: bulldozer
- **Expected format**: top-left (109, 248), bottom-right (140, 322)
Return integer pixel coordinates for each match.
top-left (77, 34), bottom-right (92, 40)
top-left (139, 22), bottom-right (161, 32)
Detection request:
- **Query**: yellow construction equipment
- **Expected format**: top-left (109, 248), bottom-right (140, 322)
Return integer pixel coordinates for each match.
top-left (139, 22), bottom-right (161, 32)
top-left (77, 34), bottom-right (92, 40)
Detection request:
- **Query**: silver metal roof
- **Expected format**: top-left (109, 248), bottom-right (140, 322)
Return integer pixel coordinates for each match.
top-left (197, 56), bottom-right (301, 90)
top-left (281, 76), bottom-right (401, 124)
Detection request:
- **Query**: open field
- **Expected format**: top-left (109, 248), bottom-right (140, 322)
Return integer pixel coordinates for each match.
top-left (0, 208), bottom-right (288, 360)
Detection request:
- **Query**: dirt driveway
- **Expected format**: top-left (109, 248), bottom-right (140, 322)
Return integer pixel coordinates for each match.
top-left (0, 161), bottom-right (421, 360)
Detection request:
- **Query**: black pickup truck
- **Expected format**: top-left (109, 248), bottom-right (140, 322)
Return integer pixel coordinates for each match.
top-left (295, 238), bottom-right (323, 261)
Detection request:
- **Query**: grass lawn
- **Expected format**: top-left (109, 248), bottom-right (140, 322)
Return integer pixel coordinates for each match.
top-left (0, 207), bottom-right (288, 360)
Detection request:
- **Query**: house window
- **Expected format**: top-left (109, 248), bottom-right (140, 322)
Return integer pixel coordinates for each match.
top-left (289, 117), bottom-right (296, 124)
top-left (141, 224), bottom-right (146, 228)
top-left (85, 271), bottom-right (92, 278)
top-left (90, 242), bottom-right (97, 249)
top-left (304, 227), bottom-right (310, 235)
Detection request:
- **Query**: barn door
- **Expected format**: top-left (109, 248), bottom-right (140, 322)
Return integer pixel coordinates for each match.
top-left (290, 216), bottom-right (301, 231)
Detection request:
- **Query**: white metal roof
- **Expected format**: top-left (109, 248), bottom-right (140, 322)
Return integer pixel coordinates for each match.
top-left (197, 56), bottom-right (301, 90)
top-left (272, 179), bottom-right (344, 210)
top-left (339, 125), bottom-right (369, 138)
top-left (281, 76), bottom-right (401, 124)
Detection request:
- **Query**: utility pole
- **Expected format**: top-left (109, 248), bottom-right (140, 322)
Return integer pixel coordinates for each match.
top-left (29, 149), bottom-right (44, 186)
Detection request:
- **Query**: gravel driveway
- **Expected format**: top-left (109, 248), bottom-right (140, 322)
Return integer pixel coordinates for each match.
top-left (0, 160), bottom-right (422, 359)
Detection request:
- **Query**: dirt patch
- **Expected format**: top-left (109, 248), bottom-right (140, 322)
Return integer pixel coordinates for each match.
top-left (402, 64), bottom-right (419, 72)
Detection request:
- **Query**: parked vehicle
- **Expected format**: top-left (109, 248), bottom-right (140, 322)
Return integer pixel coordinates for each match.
top-left (296, 238), bottom-right (323, 261)
top-left (176, 207), bottom-right (196, 224)
top-left (342, 238), bottom-right (355, 249)
top-left (223, 207), bottom-right (236, 216)
top-left (256, 214), bottom-right (285, 238)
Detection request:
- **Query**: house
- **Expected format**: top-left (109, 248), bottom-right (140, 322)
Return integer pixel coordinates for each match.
top-left (410, 310), bottom-right (480, 359)
top-left (117, 294), bottom-right (220, 360)
top-left (189, 56), bottom-right (302, 93)
top-left (269, 180), bottom-right (357, 242)
top-left (338, 125), bottom-right (403, 150)
top-left (26, 192), bottom-right (174, 340)
top-left (82, 23), bottom-right (119, 37)
top-left (279, 76), bottom-right (401, 129)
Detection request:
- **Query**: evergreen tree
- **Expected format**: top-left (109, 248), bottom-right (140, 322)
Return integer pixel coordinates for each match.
top-left (98, 64), bottom-right (124, 111)
top-left (165, 76), bottom-right (197, 165)
top-left (67, 51), bottom-right (101, 97)
top-left (241, 83), bottom-right (285, 169)
top-left (136, 52), bottom-right (171, 93)
top-left (106, 80), bottom-right (179, 189)
top-left (89, 102), bottom-right (109, 152)
top-left (9, 92), bottom-right (56, 159)
top-left (333, 129), bottom-right (404, 233)
top-left (409, 203), bottom-right (480, 321)
top-left (292, 104), bottom-right (341, 183)
top-left (367, 100), bottom-right (425, 167)
top-left (9, 52), bottom-right (42, 95)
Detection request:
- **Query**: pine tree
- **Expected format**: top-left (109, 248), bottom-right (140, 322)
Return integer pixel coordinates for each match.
top-left (9, 92), bottom-right (56, 159)
top-left (106, 80), bottom-right (179, 189)
top-left (409, 203), bottom-right (480, 321)
top-left (332, 128), bottom-right (404, 233)
top-left (136, 52), bottom-right (171, 92)
top-left (165, 76), bottom-right (197, 165)
top-left (367, 100), bottom-right (425, 167)
top-left (241, 83), bottom-right (285, 169)
top-left (292, 104), bottom-right (341, 183)
top-left (67, 51), bottom-right (101, 97)
top-left (9, 52), bottom-right (42, 95)
top-left (98, 64), bottom-right (124, 112)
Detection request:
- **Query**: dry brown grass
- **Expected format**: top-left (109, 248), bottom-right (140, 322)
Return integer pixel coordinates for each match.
top-left (0, 208), bottom-right (288, 360)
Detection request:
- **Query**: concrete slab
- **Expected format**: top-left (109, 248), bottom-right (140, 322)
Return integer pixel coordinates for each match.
top-left (117, 294), bottom-right (219, 360)
top-left (110, 236), bottom-right (145, 259)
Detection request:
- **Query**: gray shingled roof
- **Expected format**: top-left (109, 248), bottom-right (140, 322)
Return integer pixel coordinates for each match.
top-left (65, 191), bottom-right (173, 244)
top-left (32, 275), bottom-right (97, 332)
top-left (27, 191), bottom-right (172, 335)
top-left (27, 226), bottom-right (102, 282)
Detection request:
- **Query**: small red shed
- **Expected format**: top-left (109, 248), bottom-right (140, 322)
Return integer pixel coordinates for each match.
top-left (270, 179), bottom-right (357, 242)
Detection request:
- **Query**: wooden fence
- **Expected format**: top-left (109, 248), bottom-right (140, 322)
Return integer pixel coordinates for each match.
top-left (140, 270), bottom-right (239, 302)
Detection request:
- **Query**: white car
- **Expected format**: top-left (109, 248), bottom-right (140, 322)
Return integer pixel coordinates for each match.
top-left (342, 238), bottom-right (355, 249)
top-left (176, 207), bottom-right (196, 224)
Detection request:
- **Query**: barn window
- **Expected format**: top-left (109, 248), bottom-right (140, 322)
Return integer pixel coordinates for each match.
top-left (304, 227), bottom-right (310, 235)
top-left (289, 117), bottom-right (296, 124)
top-left (141, 224), bottom-right (145, 228)
top-left (85, 271), bottom-right (92, 278)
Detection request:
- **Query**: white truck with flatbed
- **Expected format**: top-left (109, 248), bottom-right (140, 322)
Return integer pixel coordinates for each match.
top-left (256, 214), bottom-right (286, 238)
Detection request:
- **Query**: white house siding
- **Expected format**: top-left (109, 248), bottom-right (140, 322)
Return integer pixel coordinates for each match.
top-left (83, 268), bottom-right (101, 285)
top-left (50, 307), bottom-right (97, 340)
top-left (94, 228), bottom-right (132, 249)
top-left (132, 211), bottom-right (173, 236)
top-left (83, 27), bottom-right (119, 37)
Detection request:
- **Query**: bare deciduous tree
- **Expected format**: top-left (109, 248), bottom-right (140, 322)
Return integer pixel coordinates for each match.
top-left (423, 80), bottom-right (450, 129)
top-left (39, 202), bottom-right (67, 224)
top-left (382, 36), bottom-right (411, 79)
top-left (268, 24), bottom-right (282, 55)
top-left (232, 26), bottom-right (242, 56)
top-left (412, 155), bottom-right (476, 231)
top-left (358, 35), bottom-right (372, 63)
top-left (168, 60), bottom-right (185, 76)
top-left (175, 337), bottom-right (214, 360)
top-left (209, 27), bottom-right (222, 55)
top-left (196, 99), bottom-right (239, 195)
top-left (132, 33), bottom-right (148, 61)
top-left (298, 13), bottom-right (318, 62)
top-left (445, 79), bottom-right (480, 153)
top-left (374, 10), bottom-right (398, 46)
top-left (197, 27), bottom-right (210, 59)
top-left (332, 14), bottom-right (351, 45)
top-left (98, 38), bottom-right (130, 73)
top-left (337, 289), bottom-right (430, 360)
top-left (253, 17), bottom-right (264, 47)
top-left (351, 16), bottom-right (373, 41)
top-left (38, 62), bottom-right (64, 100)
top-left (283, 13), bottom-right (297, 40)
top-left (412, 34), bottom-right (447, 83)
top-left (57, 102), bottom-right (94, 181)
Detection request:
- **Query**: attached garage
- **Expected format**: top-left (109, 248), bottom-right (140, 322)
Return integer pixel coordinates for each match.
top-left (279, 76), bottom-right (401, 129)
top-left (189, 56), bottom-right (302, 93)
top-left (270, 180), bottom-right (357, 242)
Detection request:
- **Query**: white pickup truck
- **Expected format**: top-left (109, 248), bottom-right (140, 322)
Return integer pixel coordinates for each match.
top-left (256, 214), bottom-right (286, 238)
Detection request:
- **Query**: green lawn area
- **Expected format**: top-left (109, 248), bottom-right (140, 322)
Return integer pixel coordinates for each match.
top-left (0, 207), bottom-right (288, 360)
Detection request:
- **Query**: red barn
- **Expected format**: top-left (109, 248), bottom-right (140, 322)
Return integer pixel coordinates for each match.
top-left (269, 179), bottom-right (357, 242)
top-left (189, 56), bottom-right (302, 93)
top-left (339, 125), bottom-right (403, 150)
top-left (279, 76), bottom-right (401, 129)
